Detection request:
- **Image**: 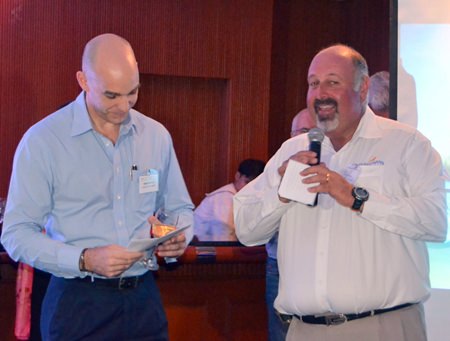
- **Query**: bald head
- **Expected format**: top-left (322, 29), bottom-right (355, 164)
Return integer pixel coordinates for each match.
top-left (291, 108), bottom-right (316, 137)
top-left (312, 44), bottom-right (369, 92)
top-left (76, 33), bottom-right (140, 103)
top-left (81, 33), bottom-right (138, 80)
top-left (76, 34), bottom-right (141, 136)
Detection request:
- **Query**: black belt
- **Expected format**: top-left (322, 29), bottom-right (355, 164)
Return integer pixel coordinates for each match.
top-left (73, 273), bottom-right (148, 290)
top-left (279, 303), bottom-right (414, 326)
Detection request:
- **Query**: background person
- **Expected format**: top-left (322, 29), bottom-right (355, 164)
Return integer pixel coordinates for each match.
top-left (1, 33), bottom-right (194, 341)
top-left (290, 108), bottom-right (316, 137)
top-left (265, 107), bottom-right (315, 341)
top-left (368, 70), bottom-right (390, 118)
top-left (194, 159), bottom-right (265, 241)
top-left (234, 44), bottom-right (447, 341)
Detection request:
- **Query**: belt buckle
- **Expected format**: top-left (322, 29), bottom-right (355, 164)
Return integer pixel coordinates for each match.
top-left (324, 314), bottom-right (347, 326)
top-left (275, 311), bottom-right (293, 325)
top-left (118, 277), bottom-right (139, 290)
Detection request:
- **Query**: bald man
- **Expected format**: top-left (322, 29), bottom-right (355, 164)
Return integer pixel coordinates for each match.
top-left (235, 44), bottom-right (446, 340)
top-left (2, 33), bottom-right (194, 340)
top-left (290, 108), bottom-right (316, 137)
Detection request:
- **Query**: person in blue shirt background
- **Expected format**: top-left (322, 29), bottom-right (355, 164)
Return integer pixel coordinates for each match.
top-left (1, 33), bottom-right (194, 341)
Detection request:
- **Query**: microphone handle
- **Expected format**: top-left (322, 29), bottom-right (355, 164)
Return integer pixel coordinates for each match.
top-left (309, 141), bottom-right (321, 165)
top-left (308, 141), bottom-right (321, 206)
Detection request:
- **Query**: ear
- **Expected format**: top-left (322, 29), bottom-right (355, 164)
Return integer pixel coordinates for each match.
top-left (234, 171), bottom-right (241, 181)
top-left (359, 75), bottom-right (370, 104)
top-left (76, 71), bottom-right (89, 92)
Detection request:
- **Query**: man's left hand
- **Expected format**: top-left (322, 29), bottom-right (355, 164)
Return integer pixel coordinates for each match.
top-left (156, 233), bottom-right (187, 258)
top-left (301, 164), bottom-right (354, 208)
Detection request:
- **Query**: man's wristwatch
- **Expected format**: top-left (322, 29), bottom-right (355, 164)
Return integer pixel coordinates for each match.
top-left (351, 187), bottom-right (369, 212)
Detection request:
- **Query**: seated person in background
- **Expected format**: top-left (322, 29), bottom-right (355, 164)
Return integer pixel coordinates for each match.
top-left (290, 107), bottom-right (316, 137)
top-left (194, 159), bottom-right (265, 241)
top-left (368, 70), bottom-right (390, 118)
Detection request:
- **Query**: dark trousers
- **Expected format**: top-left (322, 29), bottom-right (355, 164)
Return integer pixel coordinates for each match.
top-left (41, 272), bottom-right (168, 341)
top-left (30, 269), bottom-right (51, 341)
top-left (266, 257), bottom-right (289, 341)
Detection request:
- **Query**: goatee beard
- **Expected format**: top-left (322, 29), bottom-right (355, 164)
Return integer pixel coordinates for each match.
top-left (317, 113), bottom-right (339, 132)
top-left (313, 98), bottom-right (339, 132)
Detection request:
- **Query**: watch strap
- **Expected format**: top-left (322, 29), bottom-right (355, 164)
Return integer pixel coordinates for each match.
top-left (79, 248), bottom-right (88, 272)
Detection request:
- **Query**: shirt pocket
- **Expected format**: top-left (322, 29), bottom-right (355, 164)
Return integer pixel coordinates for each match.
top-left (355, 164), bottom-right (384, 192)
top-left (130, 169), bottom-right (158, 215)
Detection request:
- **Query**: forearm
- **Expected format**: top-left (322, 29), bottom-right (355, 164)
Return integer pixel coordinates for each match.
top-left (234, 175), bottom-right (293, 246)
top-left (1, 221), bottom-right (82, 276)
top-left (362, 189), bottom-right (447, 242)
top-left (363, 137), bottom-right (447, 242)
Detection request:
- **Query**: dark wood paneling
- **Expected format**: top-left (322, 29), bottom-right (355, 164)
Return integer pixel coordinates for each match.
top-left (0, 261), bottom-right (16, 341)
top-left (0, 0), bottom-right (273, 200)
top-left (157, 246), bottom-right (267, 341)
top-left (160, 271), bottom-right (266, 341)
top-left (135, 74), bottom-right (229, 204)
top-left (0, 0), bottom-right (390, 196)
top-left (269, 0), bottom-right (391, 155)
top-left (0, 1), bottom-right (391, 340)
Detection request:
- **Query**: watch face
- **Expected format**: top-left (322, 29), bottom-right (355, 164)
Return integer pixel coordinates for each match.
top-left (355, 187), bottom-right (369, 199)
top-left (351, 187), bottom-right (369, 211)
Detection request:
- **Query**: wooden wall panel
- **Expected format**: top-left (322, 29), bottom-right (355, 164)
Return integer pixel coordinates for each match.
top-left (269, 0), bottom-right (391, 155)
top-left (135, 75), bottom-right (229, 204)
top-left (0, 1), bottom-right (392, 340)
top-left (0, 0), bottom-right (391, 199)
top-left (0, 0), bottom-right (274, 203)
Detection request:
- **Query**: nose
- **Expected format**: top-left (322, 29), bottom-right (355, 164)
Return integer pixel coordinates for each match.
top-left (117, 95), bottom-right (133, 113)
top-left (317, 83), bottom-right (329, 99)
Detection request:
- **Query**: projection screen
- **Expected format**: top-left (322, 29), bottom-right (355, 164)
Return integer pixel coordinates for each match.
top-left (396, 1), bottom-right (450, 339)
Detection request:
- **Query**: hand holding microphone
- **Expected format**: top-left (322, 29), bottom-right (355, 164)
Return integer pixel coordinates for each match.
top-left (278, 127), bottom-right (324, 173)
top-left (277, 128), bottom-right (325, 205)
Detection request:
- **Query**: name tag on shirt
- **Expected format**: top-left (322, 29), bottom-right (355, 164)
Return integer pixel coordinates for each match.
top-left (139, 169), bottom-right (159, 194)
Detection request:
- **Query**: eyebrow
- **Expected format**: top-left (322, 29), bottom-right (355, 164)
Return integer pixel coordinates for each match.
top-left (308, 72), bottom-right (341, 80)
top-left (292, 128), bottom-right (310, 133)
top-left (104, 83), bottom-right (141, 97)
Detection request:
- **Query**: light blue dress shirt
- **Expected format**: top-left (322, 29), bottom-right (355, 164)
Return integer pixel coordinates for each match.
top-left (1, 92), bottom-right (194, 278)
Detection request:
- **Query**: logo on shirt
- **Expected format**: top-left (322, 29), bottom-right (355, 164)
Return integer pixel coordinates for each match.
top-left (342, 158), bottom-right (384, 184)
top-left (351, 157), bottom-right (385, 168)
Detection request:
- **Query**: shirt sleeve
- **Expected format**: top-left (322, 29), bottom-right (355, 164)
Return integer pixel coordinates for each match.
top-left (156, 136), bottom-right (195, 244)
top-left (233, 148), bottom-right (294, 246)
top-left (1, 128), bottom-right (84, 277)
top-left (362, 131), bottom-right (448, 242)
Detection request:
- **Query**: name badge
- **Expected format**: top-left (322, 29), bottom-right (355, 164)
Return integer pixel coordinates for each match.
top-left (139, 169), bottom-right (159, 194)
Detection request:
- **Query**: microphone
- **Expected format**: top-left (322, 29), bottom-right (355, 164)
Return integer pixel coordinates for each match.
top-left (308, 128), bottom-right (324, 165)
top-left (307, 128), bottom-right (324, 206)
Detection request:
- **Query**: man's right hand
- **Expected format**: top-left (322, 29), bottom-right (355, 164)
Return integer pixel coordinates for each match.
top-left (82, 245), bottom-right (144, 278)
top-left (277, 150), bottom-right (318, 178)
top-left (277, 150), bottom-right (318, 203)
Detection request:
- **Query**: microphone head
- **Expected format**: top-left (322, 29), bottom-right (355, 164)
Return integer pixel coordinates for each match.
top-left (308, 127), bottom-right (324, 143)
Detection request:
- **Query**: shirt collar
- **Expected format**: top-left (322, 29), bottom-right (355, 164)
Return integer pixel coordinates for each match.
top-left (71, 92), bottom-right (137, 137)
top-left (352, 107), bottom-right (384, 140)
top-left (321, 107), bottom-right (383, 151)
